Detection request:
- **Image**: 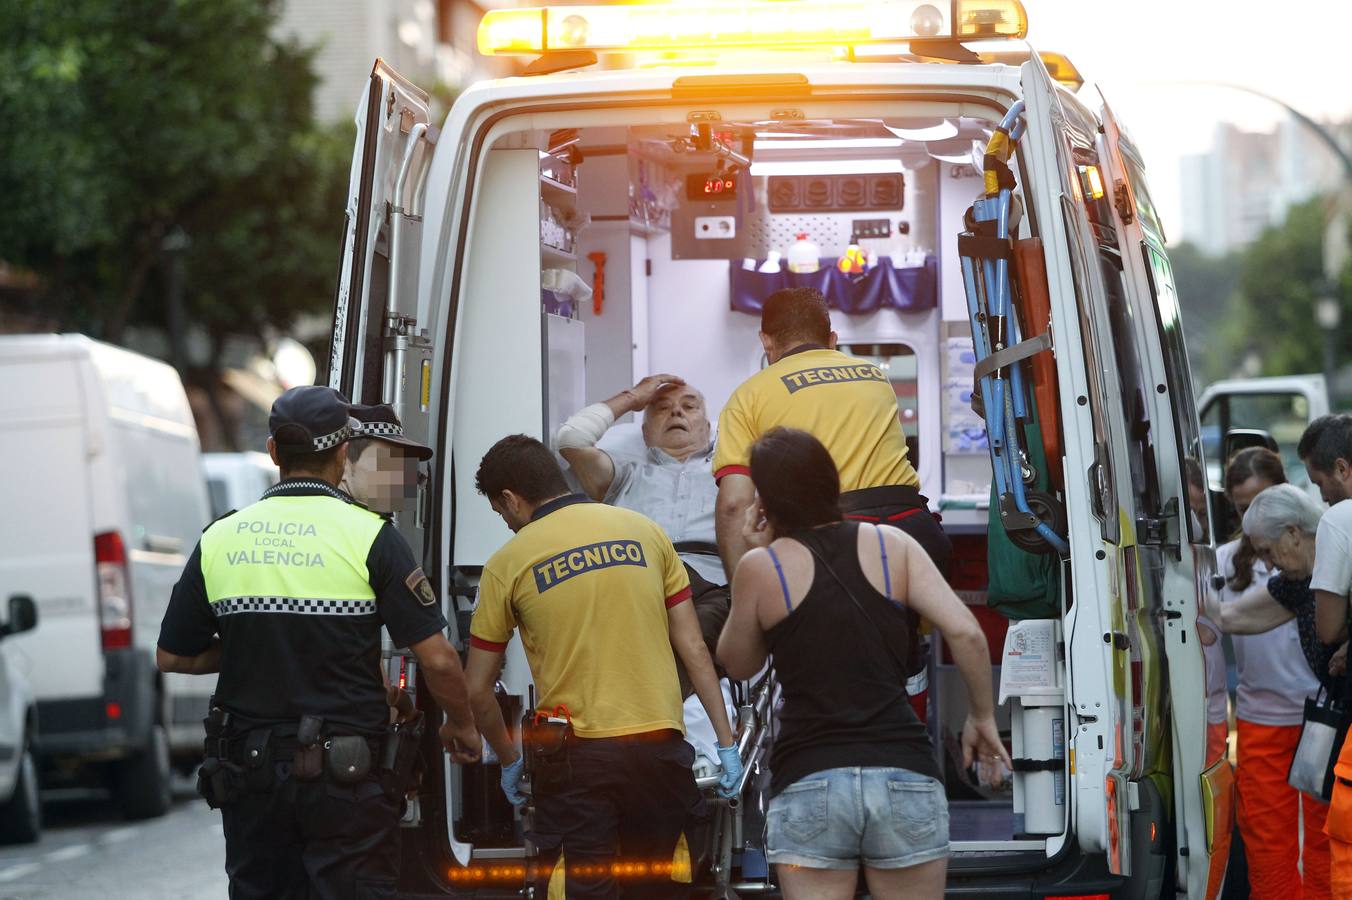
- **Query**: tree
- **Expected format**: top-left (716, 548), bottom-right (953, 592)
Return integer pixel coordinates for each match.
top-left (0, 0), bottom-right (349, 347)
top-left (1224, 197), bottom-right (1352, 381)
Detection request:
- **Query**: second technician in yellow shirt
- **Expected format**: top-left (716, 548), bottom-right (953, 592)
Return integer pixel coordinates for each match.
top-left (465, 434), bottom-right (740, 899)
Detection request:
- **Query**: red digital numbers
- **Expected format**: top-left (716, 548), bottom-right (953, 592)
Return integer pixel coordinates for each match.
top-left (704, 178), bottom-right (733, 194)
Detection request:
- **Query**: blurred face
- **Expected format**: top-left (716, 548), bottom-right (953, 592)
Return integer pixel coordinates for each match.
top-left (1229, 475), bottom-right (1275, 520)
top-left (1249, 526), bottom-right (1314, 578)
top-left (642, 386), bottom-right (711, 460)
top-left (343, 440), bottom-right (418, 515)
top-left (1306, 457), bottom-right (1352, 504)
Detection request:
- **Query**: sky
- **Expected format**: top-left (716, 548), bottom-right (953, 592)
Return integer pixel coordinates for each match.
top-left (1023, 0), bottom-right (1352, 242)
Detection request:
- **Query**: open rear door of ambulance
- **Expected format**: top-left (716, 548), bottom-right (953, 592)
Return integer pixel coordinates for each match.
top-left (1098, 97), bottom-right (1234, 899)
top-left (328, 59), bottom-right (435, 487)
top-left (1017, 51), bottom-right (1138, 877)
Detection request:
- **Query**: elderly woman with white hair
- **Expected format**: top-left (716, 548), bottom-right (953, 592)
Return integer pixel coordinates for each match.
top-left (1206, 483), bottom-right (1342, 691)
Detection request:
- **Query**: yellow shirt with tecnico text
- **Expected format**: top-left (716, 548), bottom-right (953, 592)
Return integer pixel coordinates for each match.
top-left (469, 495), bottom-right (691, 739)
top-left (713, 347), bottom-right (919, 492)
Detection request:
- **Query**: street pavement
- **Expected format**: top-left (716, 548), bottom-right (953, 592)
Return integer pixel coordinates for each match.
top-left (0, 776), bottom-right (227, 899)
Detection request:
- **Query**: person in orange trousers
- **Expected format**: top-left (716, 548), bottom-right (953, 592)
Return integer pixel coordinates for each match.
top-left (1211, 451), bottom-right (1330, 899)
top-left (1237, 721), bottom-right (1331, 900)
top-left (1328, 739), bottom-right (1352, 900)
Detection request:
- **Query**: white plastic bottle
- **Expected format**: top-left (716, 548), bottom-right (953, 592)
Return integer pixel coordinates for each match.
top-left (786, 233), bottom-right (820, 273)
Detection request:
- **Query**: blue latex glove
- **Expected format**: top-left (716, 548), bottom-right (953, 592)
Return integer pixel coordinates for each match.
top-left (500, 755), bottom-right (527, 807)
top-left (716, 744), bottom-right (743, 799)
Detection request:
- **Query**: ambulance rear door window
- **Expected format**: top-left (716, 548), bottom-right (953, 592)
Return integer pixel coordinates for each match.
top-left (1143, 244), bottom-right (1210, 545)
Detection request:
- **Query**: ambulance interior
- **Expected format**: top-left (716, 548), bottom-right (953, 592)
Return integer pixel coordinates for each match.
top-left (450, 110), bottom-right (1068, 860)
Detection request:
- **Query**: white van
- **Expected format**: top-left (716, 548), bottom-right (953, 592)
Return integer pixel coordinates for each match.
top-left (1200, 373), bottom-right (1331, 493)
top-left (0, 335), bottom-right (213, 819)
top-left (326, 3), bottom-right (1232, 896)
top-left (203, 452), bottom-right (279, 519)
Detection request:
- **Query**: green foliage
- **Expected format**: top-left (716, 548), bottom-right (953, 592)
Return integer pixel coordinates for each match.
top-left (1227, 197), bottom-right (1352, 379)
top-left (0, 0), bottom-right (351, 345)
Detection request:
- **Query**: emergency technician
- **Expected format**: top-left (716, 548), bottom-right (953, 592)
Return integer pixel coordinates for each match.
top-left (156, 385), bottom-right (481, 899)
top-left (464, 434), bottom-right (742, 899)
top-left (713, 287), bottom-right (950, 576)
top-left (713, 287), bottom-right (951, 689)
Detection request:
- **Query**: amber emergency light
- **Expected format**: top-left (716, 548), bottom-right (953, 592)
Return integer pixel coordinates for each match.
top-left (477, 0), bottom-right (1028, 57)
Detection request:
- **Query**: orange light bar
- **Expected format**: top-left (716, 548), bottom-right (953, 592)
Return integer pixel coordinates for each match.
top-left (956, 0), bottom-right (1028, 38)
top-left (979, 50), bottom-right (1084, 91)
top-left (478, 1), bottom-right (1028, 57)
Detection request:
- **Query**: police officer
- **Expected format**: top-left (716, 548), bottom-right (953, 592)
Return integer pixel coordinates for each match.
top-left (342, 402), bottom-right (431, 517)
top-left (463, 434), bottom-right (742, 899)
top-left (713, 286), bottom-right (951, 575)
top-left (156, 385), bottom-right (480, 899)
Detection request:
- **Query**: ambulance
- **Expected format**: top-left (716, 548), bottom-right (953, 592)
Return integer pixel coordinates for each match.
top-left (323, 2), bottom-right (1232, 895)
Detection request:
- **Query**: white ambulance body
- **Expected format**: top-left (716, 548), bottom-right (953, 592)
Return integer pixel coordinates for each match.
top-left (325, 3), bottom-right (1232, 894)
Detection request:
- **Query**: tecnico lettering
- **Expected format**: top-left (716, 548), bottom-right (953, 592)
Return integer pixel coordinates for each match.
top-left (533, 541), bottom-right (647, 593)
top-left (781, 364), bottom-right (887, 394)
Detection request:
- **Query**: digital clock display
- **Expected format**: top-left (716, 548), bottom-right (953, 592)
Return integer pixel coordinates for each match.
top-left (686, 172), bottom-right (738, 201)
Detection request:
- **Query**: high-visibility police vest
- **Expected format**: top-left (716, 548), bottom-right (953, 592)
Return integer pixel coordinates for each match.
top-left (200, 493), bottom-right (384, 616)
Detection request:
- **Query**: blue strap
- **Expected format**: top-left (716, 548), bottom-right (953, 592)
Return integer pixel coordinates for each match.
top-left (766, 546), bottom-right (792, 613)
top-left (876, 526), bottom-right (892, 601)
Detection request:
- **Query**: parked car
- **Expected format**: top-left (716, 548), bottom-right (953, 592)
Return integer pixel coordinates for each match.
top-left (0, 594), bottom-right (40, 843)
top-left (0, 335), bottom-right (212, 819)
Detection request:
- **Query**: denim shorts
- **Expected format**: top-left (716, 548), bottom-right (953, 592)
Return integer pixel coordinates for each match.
top-left (765, 767), bottom-right (949, 869)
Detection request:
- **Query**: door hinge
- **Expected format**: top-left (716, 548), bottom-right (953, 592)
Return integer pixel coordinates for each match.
top-left (1135, 497), bottom-right (1180, 553)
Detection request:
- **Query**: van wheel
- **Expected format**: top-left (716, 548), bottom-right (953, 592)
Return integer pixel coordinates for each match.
top-left (114, 723), bottom-right (172, 819)
top-left (0, 742), bottom-right (42, 844)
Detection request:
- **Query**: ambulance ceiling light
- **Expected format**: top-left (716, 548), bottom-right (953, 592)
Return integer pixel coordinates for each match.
top-left (477, 1), bottom-right (1028, 56)
top-left (885, 120), bottom-right (958, 142)
top-left (753, 138), bottom-right (906, 150)
top-left (749, 159), bottom-right (906, 176)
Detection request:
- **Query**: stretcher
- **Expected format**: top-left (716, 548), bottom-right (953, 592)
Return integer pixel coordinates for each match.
top-left (957, 101), bottom-right (1068, 556)
top-left (692, 669), bottom-right (778, 897)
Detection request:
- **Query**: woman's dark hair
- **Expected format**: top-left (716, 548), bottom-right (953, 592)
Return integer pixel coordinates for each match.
top-left (1224, 447), bottom-right (1287, 590)
top-left (749, 427), bottom-right (842, 535)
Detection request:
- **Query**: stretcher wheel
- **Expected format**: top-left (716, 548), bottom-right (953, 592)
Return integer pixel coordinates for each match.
top-left (1006, 490), bottom-right (1067, 556)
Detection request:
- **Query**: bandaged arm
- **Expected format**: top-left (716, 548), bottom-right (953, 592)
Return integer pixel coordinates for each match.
top-left (555, 402), bottom-right (618, 501)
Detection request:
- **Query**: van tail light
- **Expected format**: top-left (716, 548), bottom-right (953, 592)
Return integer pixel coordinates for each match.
top-left (95, 531), bottom-right (132, 650)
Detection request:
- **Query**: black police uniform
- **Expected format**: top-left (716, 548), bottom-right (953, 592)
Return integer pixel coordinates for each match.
top-left (158, 385), bottom-right (446, 900)
top-left (159, 478), bottom-right (445, 899)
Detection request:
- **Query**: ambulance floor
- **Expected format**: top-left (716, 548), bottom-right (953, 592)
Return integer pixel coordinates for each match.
top-left (948, 801), bottom-right (1016, 842)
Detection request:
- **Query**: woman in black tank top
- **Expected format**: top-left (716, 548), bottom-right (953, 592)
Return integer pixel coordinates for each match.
top-left (718, 429), bottom-right (1010, 900)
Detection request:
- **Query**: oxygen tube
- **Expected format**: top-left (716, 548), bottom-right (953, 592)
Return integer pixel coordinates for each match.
top-left (958, 101), bottom-right (1069, 555)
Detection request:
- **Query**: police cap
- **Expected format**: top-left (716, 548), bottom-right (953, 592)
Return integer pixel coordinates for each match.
top-left (269, 385), bottom-right (357, 452)
top-left (350, 403), bottom-right (433, 461)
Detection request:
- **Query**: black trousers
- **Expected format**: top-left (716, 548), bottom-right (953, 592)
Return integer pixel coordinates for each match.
top-left (675, 562), bottom-right (731, 699)
top-left (220, 774), bottom-right (400, 900)
top-left (840, 484), bottom-right (952, 574)
top-left (529, 731), bottom-right (707, 899)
